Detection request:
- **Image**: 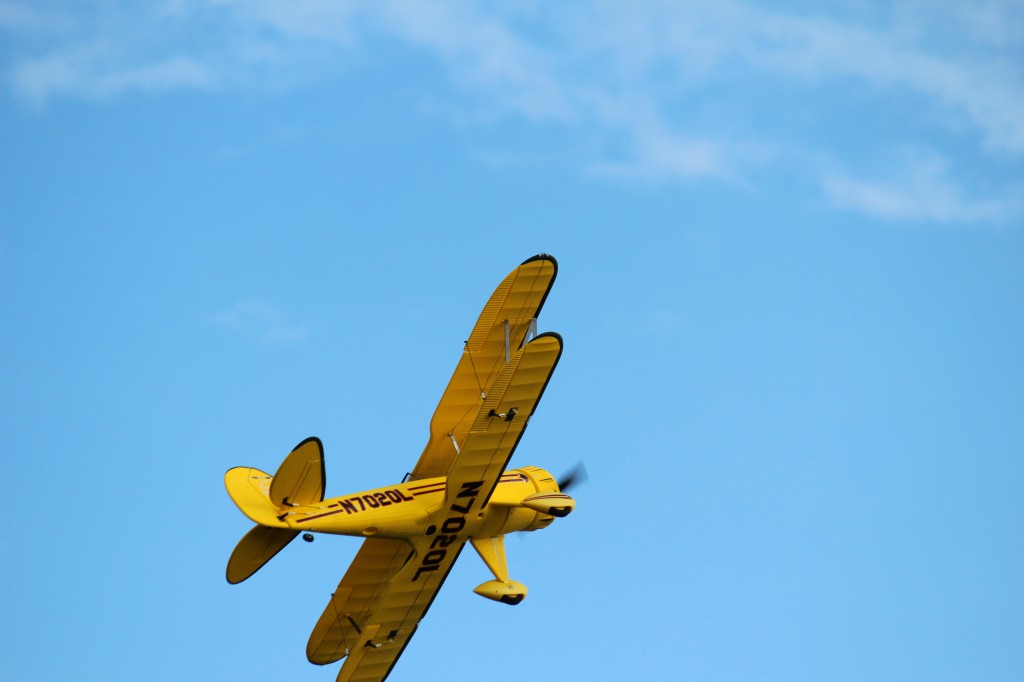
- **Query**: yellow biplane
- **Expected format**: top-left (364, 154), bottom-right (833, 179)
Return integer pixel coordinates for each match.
top-left (225, 254), bottom-right (577, 682)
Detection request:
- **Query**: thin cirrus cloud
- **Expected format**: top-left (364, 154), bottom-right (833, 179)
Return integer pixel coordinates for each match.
top-left (3, 1), bottom-right (1021, 223)
top-left (13, 50), bottom-right (215, 102)
top-left (822, 157), bottom-right (1015, 224)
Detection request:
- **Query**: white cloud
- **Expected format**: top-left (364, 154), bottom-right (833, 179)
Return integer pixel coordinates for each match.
top-left (821, 152), bottom-right (1017, 224)
top-left (0, 1), bottom-right (47, 30)
top-left (218, 0), bottom-right (360, 43)
top-left (739, 5), bottom-right (1024, 155)
top-left (559, 2), bottom-right (1024, 156)
top-left (376, 1), bottom-right (574, 122)
top-left (3, 0), bottom-right (1020, 223)
top-left (7, 2), bottom-right (1022, 150)
top-left (13, 50), bottom-right (214, 103)
top-left (588, 110), bottom-right (744, 184)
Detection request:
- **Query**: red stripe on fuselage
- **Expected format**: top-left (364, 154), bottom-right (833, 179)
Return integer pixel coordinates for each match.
top-left (295, 508), bottom-right (345, 524)
top-left (409, 483), bottom-right (445, 496)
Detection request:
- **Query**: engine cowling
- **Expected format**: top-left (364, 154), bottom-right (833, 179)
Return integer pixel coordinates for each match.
top-left (482, 465), bottom-right (575, 536)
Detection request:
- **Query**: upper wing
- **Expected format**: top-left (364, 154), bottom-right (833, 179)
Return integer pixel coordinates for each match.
top-left (307, 537), bottom-right (467, 682)
top-left (443, 332), bottom-right (563, 508)
top-left (410, 254), bottom-right (557, 480)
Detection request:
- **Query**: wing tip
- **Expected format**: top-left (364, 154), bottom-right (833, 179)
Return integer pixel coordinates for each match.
top-left (529, 331), bottom-right (564, 358)
top-left (519, 254), bottom-right (558, 317)
top-left (522, 253), bottom-right (558, 274)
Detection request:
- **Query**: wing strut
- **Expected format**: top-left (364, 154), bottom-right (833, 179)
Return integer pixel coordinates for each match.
top-left (505, 318), bottom-right (540, 364)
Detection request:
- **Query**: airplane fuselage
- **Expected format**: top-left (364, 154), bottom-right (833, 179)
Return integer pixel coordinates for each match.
top-left (276, 466), bottom-right (560, 541)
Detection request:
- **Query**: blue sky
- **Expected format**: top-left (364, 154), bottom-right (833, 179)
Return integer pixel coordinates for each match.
top-left (2, 2), bottom-right (1022, 680)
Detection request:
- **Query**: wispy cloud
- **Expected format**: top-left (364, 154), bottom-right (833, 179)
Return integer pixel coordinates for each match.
top-left (736, 3), bottom-right (1024, 155)
top-left (0, 1), bottom-right (48, 30)
top-left (585, 92), bottom-right (777, 185)
top-left (374, 2), bottom-right (575, 122)
top-left (210, 300), bottom-right (310, 344)
top-left (13, 50), bottom-right (214, 104)
top-left (822, 158), bottom-right (1017, 225)
top-left (3, 0), bottom-right (1020, 224)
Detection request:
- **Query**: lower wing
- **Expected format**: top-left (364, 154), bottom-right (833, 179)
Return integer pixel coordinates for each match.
top-left (307, 537), bottom-right (467, 681)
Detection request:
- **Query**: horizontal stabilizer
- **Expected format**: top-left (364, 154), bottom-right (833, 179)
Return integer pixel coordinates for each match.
top-left (224, 467), bottom-right (285, 527)
top-left (227, 525), bottom-right (300, 584)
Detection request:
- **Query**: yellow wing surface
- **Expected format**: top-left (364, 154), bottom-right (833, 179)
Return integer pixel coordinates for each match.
top-left (306, 538), bottom-right (416, 665)
top-left (310, 538), bottom-right (466, 682)
top-left (410, 254), bottom-right (557, 480)
top-left (443, 332), bottom-right (563, 508)
top-left (307, 333), bottom-right (562, 681)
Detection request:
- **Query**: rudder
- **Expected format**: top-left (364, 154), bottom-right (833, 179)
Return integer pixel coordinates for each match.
top-left (270, 436), bottom-right (325, 507)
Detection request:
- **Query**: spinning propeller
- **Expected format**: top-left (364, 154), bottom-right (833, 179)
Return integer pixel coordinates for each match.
top-left (557, 463), bottom-right (588, 492)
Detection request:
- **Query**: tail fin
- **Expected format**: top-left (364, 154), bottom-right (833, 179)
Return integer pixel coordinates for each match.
top-left (224, 437), bottom-right (327, 583)
top-left (224, 437), bottom-right (326, 525)
top-left (269, 436), bottom-right (326, 507)
top-left (224, 466), bottom-right (284, 526)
